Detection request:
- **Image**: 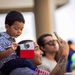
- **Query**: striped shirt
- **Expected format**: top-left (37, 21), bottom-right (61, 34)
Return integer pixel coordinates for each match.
top-left (0, 32), bottom-right (17, 68)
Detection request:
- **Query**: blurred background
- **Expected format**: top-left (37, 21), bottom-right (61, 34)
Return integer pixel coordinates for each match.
top-left (0, 0), bottom-right (75, 43)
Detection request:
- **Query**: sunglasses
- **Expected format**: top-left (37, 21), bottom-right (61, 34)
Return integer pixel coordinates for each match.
top-left (44, 40), bottom-right (57, 46)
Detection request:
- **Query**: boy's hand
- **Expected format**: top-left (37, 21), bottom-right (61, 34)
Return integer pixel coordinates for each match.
top-left (11, 42), bottom-right (18, 51)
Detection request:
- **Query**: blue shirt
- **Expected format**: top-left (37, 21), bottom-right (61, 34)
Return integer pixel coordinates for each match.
top-left (66, 49), bottom-right (75, 72)
top-left (0, 32), bottom-right (17, 68)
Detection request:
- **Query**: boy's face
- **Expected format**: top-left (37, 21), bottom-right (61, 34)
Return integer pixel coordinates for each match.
top-left (5, 21), bottom-right (24, 38)
top-left (30, 42), bottom-right (43, 66)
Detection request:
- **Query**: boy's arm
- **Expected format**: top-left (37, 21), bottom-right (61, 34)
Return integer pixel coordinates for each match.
top-left (0, 42), bottom-right (18, 59)
top-left (0, 48), bottom-right (14, 59)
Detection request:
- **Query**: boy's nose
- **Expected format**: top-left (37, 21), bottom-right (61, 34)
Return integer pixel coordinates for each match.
top-left (17, 30), bottom-right (22, 34)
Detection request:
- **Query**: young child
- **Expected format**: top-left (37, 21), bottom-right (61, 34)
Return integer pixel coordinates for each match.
top-left (0, 11), bottom-right (33, 75)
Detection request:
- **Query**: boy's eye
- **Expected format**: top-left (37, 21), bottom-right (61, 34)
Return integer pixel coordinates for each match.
top-left (20, 28), bottom-right (23, 31)
top-left (14, 27), bottom-right (23, 31)
top-left (14, 27), bottom-right (19, 30)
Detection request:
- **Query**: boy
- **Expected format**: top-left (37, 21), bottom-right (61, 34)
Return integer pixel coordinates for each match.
top-left (0, 11), bottom-right (33, 75)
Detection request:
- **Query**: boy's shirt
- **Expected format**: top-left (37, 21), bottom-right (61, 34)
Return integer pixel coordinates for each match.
top-left (0, 32), bottom-right (17, 69)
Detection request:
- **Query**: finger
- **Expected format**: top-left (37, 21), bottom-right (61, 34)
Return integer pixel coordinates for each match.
top-left (57, 37), bottom-right (62, 45)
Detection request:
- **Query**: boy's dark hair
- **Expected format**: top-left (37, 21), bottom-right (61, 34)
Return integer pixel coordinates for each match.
top-left (5, 10), bottom-right (25, 26)
top-left (37, 33), bottom-right (52, 56)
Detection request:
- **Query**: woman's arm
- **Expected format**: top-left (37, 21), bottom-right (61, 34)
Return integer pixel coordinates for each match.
top-left (50, 38), bottom-right (69, 75)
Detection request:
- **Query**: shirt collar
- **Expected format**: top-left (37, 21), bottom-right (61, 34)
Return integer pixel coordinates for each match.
top-left (0, 32), bottom-right (15, 39)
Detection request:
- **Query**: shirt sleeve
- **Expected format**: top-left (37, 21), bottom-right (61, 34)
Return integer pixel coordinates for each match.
top-left (0, 39), bottom-right (5, 51)
top-left (0, 37), bottom-right (11, 51)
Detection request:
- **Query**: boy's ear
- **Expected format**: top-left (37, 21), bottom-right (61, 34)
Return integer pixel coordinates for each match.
top-left (5, 24), bottom-right (9, 30)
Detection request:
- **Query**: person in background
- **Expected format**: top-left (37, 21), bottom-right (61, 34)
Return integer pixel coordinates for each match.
top-left (37, 33), bottom-right (59, 72)
top-left (71, 52), bottom-right (75, 74)
top-left (0, 10), bottom-right (33, 75)
top-left (10, 36), bottom-right (69, 75)
top-left (66, 40), bottom-right (75, 72)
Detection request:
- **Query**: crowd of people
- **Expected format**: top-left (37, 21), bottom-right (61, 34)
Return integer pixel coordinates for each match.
top-left (0, 10), bottom-right (74, 75)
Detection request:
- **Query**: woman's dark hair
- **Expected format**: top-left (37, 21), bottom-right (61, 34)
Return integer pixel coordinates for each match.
top-left (37, 33), bottom-right (52, 56)
top-left (37, 33), bottom-right (52, 46)
top-left (5, 10), bottom-right (25, 26)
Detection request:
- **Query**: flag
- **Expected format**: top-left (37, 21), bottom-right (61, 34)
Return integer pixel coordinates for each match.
top-left (19, 42), bottom-right (34, 58)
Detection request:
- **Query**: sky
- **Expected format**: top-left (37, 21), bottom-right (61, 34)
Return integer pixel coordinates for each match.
top-left (55, 0), bottom-right (75, 43)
